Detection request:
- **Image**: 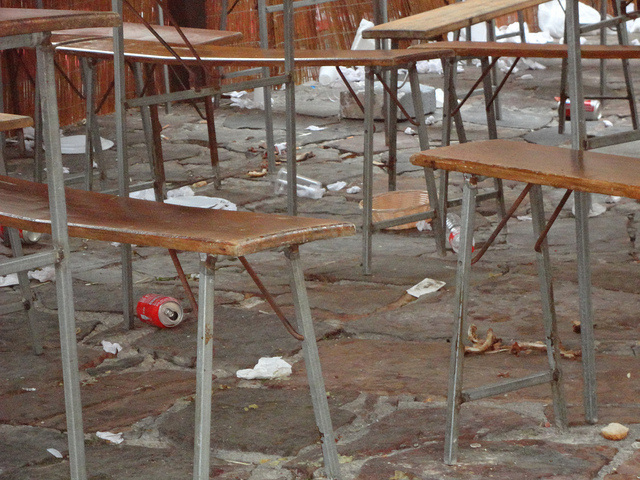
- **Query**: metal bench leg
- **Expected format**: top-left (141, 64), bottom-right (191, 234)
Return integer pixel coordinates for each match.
top-left (362, 65), bottom-right (376, 275)
top-left (38, 41), bottom-right (87, 480)
top-left (387, 65), bottom-right (399, 192)
top-left (285, 245), bottom-right (341, 480)
top-left (575, 190), bottom-right (598, 423)
top-left (193, 254), bottom-right (216, 480)
top-left (444, 174), bottom-right (477, 465)
top-left (408, 64), bottom-right (445, 256)
top-left (529, 184), bottom-right (567, 429)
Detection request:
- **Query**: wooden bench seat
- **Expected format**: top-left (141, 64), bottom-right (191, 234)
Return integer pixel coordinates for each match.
top-left (411, 138), bottom-right (640, 199)
top-left (57, 38), bottom-right (454, 67)
top-left (0, 175), bottom-right (355, 256)
top-left (0, 172), bottom-right (354, 479)
top-left (411, 138), bottom-right (640, 464)
top-left (413, 40), bottom-right (640, 60)
top-left (52, 22), bottom-right (242, 47)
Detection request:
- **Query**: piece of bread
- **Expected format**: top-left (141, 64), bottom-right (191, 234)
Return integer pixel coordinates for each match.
top-left (601, 422), bottom-right (629, 441)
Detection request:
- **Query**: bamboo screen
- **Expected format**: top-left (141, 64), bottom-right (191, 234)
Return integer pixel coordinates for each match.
top-left (2, 0), bottom-right (551, 127)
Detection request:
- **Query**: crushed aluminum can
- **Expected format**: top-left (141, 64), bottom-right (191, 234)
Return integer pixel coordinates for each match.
top-left (557, 97), bottom-right (602, 121)
top-left (0, 226), bottom-right (42, 247)
top-left (136, 294), bottom-right (184, 328)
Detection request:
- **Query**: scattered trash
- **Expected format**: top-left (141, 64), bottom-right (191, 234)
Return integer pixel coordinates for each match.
top-left (603, 119), bottom-right (613, 127)
top-left (165, 196), bottom-right (237, 211)
top-left (446, 213), bottom-right (475, 253)
top-left (517, 215), bottom-right (532, 221)
top-left (600, 422), bottom-right (629, 441)
top-left (228, 90), bottom-right (258, 109)
top-left (305, 125), bottom-right (326, 131)
top-left (435, 88), bottom-right (445, 108)
top-left (274, 167), bottom-right (325, 199)
top-left (22, 387), bottom-right (36, 392)
top-left (60, 135), bottom-right (114, 155)
top-left (470, 443), bottom-right (482, 449)
top-left (404, 127), bottom-right (416, 136)
top-left (274, 142), bottom-right (287, 155)
top-left (416, 220), bottom-right (432, 232)
top-left (346, 185), bottom-right (361, 194)
top-left (247, 168), bottom-right (268, 178)
top-left (519, 74), bottom-right (534, 80)
top-left (416, 58), bottom-right (443, 75)
top-left (327, 181), bottom-right (347, 191)
top-left (296, 151), bottom-right (315, 162)
top-left (236, 357), bottom-right (292, 380)
top-left (43, 166), bottom-right (70, 174)
top-left (538, 0), bottom-right (601, 39)
top-left (556, 97), bottom-right (602, 121)
top-left (101, 340), bottom-right (123, 355)
top-left (136, 294), bottom-right (184, 328)
top-left (406, 277), bottom-right (446, 298)
top-left (571, 201), bottom-right (606, 217)
top-left (28, 266), bottom-right (56, 283)
top-left (0, 226), bottom-right (42, 246)
top-left (96, 431), bottom-right (124, 445)
top-left (130, 186), bottom-right (195, 202)
top-left (47, 448), bottom-right (63, 458)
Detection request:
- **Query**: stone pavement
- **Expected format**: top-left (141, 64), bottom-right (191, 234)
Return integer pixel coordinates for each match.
top-left (1, 49), bottom-right (640, 480)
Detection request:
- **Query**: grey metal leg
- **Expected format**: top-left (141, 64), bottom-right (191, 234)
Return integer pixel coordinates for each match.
top-left (529, 184), bottom-right (567, 429)
top-left (480, 57), bottom-right (498, 141)
top-left (444, 174), bottom-right (477, 465)
top-left (387, 66), bottom-right (399, 192)
top-left (408, 64), bottom-right (445, 256)
top-left (575, 190), bottom-right (598, 423)
top-left (133, 63), bottom-right (160, 196)
top-left (284, 245), bottom-right (341, 480)
top-left (37, 41), bottom-right (87, 480)
top-left (193, 254), bottom-right (216, 480)
top-left (0, 133), bottom-right (41, 355)
top-left (362, 66), bottom-right (376, 275)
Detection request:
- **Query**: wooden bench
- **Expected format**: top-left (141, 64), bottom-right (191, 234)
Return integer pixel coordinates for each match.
top-left (57, 39), bottom-right (455, 274)
top-left (411, 138), bottom-right (640, 464)
top-left (0, 173), bottom-right (355, 479)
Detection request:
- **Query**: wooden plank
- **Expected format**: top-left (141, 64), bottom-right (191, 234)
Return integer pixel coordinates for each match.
top-left (0, 113), bottom-right (33, 132)
top-left (412, 41), bottom-right (640, 60)
top-left (57, 38), bottom-right (453, 67)
top-left (0, 8), bottom-right (120, 37)
top-left (0, 175), bottom-right (355, 257)
top-left (363, 0), bottom-right (547, 41)
top-left (52, 23), bottom-right (242, 47)
top-left (410, 139), bottom-right (640, 200)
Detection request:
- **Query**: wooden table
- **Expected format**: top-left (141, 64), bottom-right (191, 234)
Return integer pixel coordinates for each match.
top-left (362, 0), bottom-right (546, 42)
top-left (0, 8), bottom-right (121, 480)
top-left (412, 138), bottom-right (640, 463)
top-left (52, 22), bottom-right (242, 46)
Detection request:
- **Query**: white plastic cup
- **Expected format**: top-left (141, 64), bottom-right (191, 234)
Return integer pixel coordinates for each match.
top-left (274, 167), bottom-right (325, 199)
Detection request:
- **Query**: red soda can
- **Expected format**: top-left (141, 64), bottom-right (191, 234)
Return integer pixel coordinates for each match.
top-left (0, 226), bottom-right (42, 247)
top-left (136, 294), bottom-right (184, 328)
top-left (556, 97), bottom-right (602, 121)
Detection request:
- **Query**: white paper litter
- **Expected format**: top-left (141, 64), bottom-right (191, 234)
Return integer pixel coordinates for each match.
top-left (407, 278), bottom-right (446, 298)
top-left (0, 274), bottom-right (19, 287)
top-left (60, 135), bottom-right (114, 155)
top-left (404, 127), bottom-right (416, 135)
top-left (165, 196), bottom-right (237, 211)
top-left (416, 58), bottom-right (443, 75)
top-left (275, 142), bottom-right (287, 155)
top-left (44, 167), bottom-right (70, 174)
top-left (96, 431), bottom-right (124, 445)
top-left (47, 448), bottom-right (63, 459)
top-left (416, 220), bottom-right (432, 232)
top-left (236, 357), bottom-right (292, 380)
top-left (306, 125), bottom-right (326, 131)
top-left (603, 120), bottom-right (613, 127)
top-left (327, 181), bottom-right (347, 191)
top-left (130, 186), bottom-right (195, 201)
top-left (519, 74), bottom-right (534, 80)
top-left (28, 266), bottom-right (56, 283)
top-left (517, 215), bottom-right (532, 221)
top-left (101, 340), bottom-right (122, 355)
top-left (572, 201), bottom-right (606, 217)
top-left (605, 195), bottom-right (621, 203)
top-left (346, 186), bottom-right (361, 194)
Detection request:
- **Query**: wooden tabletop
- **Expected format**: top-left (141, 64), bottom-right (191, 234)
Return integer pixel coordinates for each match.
top-left (363, 0), bottom-right (546, 41)
top-left (0, 175), bottom-right (356, 257)
top-left (57, 38), bottom-right (453, 67)
top-left (412, 41), bottom-right (640, 60)
top-left (411, 139), bottom-right (640, 200)
top-left (0, 8), bottom-right (120, 38)
top-left (52, 22), bottom-right (242, 47)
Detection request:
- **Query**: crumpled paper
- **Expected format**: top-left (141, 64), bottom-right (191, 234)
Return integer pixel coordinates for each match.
top-left (101, 340), bottom-right (122, 355)
top-left (236, 357), bottom-right (292, 380)
top-left (96, 431), bottom-right (124, 444)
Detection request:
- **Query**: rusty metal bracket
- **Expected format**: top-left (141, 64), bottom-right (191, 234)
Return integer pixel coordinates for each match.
top-left (534, 189), bottom-right (573, 253)
top-left (238, 256), bottom-right (304, 341)
top-left (168, 249), bottom-right (199, 316)
top-left (374, 69), bottom-right (420, 127)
